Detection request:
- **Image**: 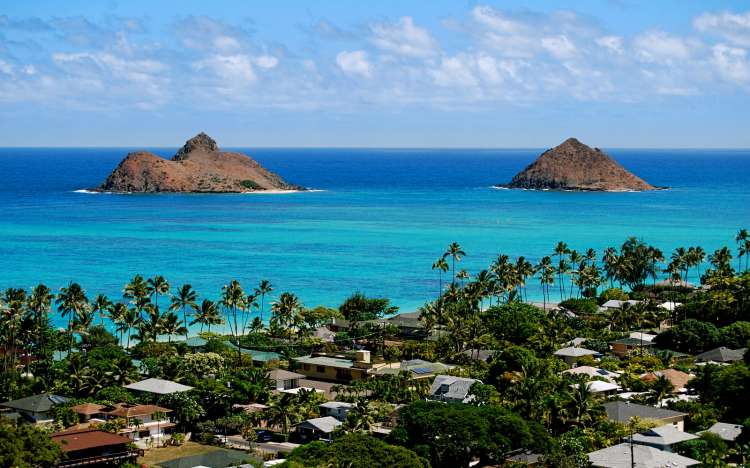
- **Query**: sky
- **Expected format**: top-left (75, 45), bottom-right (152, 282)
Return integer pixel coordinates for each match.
top-left (1, 0), bottom-right (749, 148)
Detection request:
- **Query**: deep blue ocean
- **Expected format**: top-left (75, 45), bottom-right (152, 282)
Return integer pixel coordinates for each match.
top-left (1, 147), bottom-right (749, 327)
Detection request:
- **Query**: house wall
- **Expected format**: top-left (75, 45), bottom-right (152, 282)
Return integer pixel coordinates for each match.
top-left (298, 364), bottom-right (368, 383)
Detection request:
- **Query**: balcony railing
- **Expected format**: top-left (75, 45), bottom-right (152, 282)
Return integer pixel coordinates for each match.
top-left (56, 450), bottom-right (140, 467)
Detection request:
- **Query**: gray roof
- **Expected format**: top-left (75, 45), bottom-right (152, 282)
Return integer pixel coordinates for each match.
top-left (632, 425), bottom-right (699, 446)
top-left (294, 355), bottom-right (356, 370)
top-left (602, 299), bottom-right (642, 309)
top-left (429, 375), bottom-right (479, 402)
top-left (695, 347), bottom-right (746, 363)
top-left (0, 393), bottom-right (69, 413)
top-left (588, 443), bottom-right (700, 467)
top-left (268, 369), bottom-right (304, 381)
top-left (603, 401), bottom-right (686, 424)
top-left (320, 401), bottom-right (353, 410)
top-left (703, 422), bottom-right (743, 442)
top-left (461, 349), bottom-right (496, 362)
top-left (297, 416), bottom-right (342, 433)
top-left (124, 378), bottom-right (194, 394)
top-left (554, 346), bottom-right (599, 357)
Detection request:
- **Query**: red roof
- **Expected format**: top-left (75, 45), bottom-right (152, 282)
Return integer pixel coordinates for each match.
top-left (51, 428), bottom-right (132, 452)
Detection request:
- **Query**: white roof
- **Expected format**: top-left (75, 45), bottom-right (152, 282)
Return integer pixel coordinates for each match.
top-left (588, 443), bottom-right (700, 467)
top-left (279, 387), bottom-right (323, 395)
top-left (554, 346), bottom-right (599, 357)
top-left (298, 416), bottom-right (342, 433)
top-left (320, 401), bottom-right (353, 409)
top-left (585, 381), bottom-right (621, 393)
top-left (702, 422), bottom-right (744, 442)
top-left (563, 366), bottom-right (621, 383)
top-left (124, 378), bottom-right (193, 394)
top-left (602, 299), bottom-right (642, 309)
top-left (629, 332), bottom-right (657, 342)
top-left (632, 425), bottom-right (699, 446)
top-left (659, 301), bottom-right (682, 311)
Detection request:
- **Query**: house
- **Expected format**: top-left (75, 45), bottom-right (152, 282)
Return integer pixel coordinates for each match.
top-left (70, 403), bottom-right (108, 423)
top-left (106, 403), bottom-right (175, 446)
top-left (124, 378), bottom-right (194, 395)
top-left (588, 442), bottom-right (699, 467)
top-left (609, 337), bottom-right (655, 357)
top-left (51, 428), bottom-right (139, 468)
top-left (603, 401), bottom-right (687, 431)
top-left (296, 416), bottom-right (342, 442)
top-left (695, 346), bottom-right (747, 364)
top-left (461, 348), bottom-right (496, 363)
top-left (658, 301), bottom-right (682, 312)
top-left (562, 366), bottom-right (621, 384)
top-left (655, 279), bottom-right (696, 289)
top-left (563, 337), bottom-right (588, 347)
top-left (319, 402), bottom-right (353, 421)
top-left (374, 359), bottom-right (454, 380)
top-left (601, 299), bottom-right (642, 310)
top-left (553, 346), bottom-right (599, 365)
top-left (0, 393), bottom-right (69, 424)
top-left (268, 369), bottom-right (305, 391)
top-left (293, 351), bottom-right (373, 383)
top-left (632, 425), bottom-right (699, 452)
top-left (428, 375), bottom-right (479, 403)
top-left (248, 350), bottom-right (282, 366)
top-left (579, 380), bottom-right (620, 395)
top-left (640, 369), bottom-right (693, 393)
top-left (702, 422), bottom-right (744, 442)
top-left (629, 332), bottom-right (657, 343)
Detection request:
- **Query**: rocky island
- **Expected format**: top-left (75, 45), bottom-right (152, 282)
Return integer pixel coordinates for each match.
top-left (498, 138), bottom-right (655, 191)
top-left (96, 133), bottom-right (304, 193)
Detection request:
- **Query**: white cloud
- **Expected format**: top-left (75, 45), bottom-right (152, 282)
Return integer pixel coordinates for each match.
top-left (694, 10), bottom-right (750, 46)
top-left (430, 54), bottom-right (478, 88)
top-left (369, 16), bottom-right (439, 58)
top-left (336, 50), bottom-right (371, 78)
top-left (596, 35), bottom-right (624, 55)
top-left (541, 35), bottom-right (577, 60)
top-left (254, 55), bottom-right (278, 69)
top-left (633, 30), bottom-right (696, 63)
top-left (471, 5), bottom-right (527, 35)
top-left (711, 44), bottom-right (750, 84)
top-left (192, 54), bottom-right (257, 83)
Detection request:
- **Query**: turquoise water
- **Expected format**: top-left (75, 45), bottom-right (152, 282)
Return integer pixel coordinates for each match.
top-left (1, 147), bottom-right (748, 325)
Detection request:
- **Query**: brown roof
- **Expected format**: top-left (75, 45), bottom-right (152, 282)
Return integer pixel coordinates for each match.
top-left (71, 403), bottom-right (107, 415)
top-left (105, 403), bottom-right (172, 418)
top-left (641, 369), bottom-right (693, 392)
top-left (51, 428), bottom-right (132, 452)
top-left (268, 369), bottom-right (305, 381)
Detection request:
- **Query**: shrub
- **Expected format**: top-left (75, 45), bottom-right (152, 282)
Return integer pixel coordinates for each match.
top-left (559, 298), bottom-right (599, 315)
top-left (240, 179), bottom-right (262, 190)
top-left (599, 288), bottom-right (629, 304)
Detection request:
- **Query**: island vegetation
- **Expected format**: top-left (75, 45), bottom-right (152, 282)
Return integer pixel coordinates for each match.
top-left (1, 230), bottom-right (749, 467)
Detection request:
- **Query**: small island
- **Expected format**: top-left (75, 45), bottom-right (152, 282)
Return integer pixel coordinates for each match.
top-left (498, 137), bottom-right (656, 192)
top-left (95, 133), bottom-right (304, 193)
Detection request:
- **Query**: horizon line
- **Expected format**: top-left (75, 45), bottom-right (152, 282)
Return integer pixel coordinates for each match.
top-left (1, 145), bottom-right (750, 151)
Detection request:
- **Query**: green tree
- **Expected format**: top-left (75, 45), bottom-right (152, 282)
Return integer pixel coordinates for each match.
top-left (0, 419), bottom-right (62, 467)
top-left (285, 433), bottom-right (428, 468)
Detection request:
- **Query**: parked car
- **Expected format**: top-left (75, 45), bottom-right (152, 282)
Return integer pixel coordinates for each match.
top-left (255, 429), bottom-right (273, 442)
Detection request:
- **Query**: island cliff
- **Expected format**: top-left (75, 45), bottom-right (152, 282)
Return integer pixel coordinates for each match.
top-left (96, 133), bottom-right (303, 193)
top-left (499, 138), bottom-right (655, 191)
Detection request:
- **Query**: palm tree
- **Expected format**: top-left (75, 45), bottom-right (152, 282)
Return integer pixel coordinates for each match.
top-left (109, 303), bottom-right (128, 346)
top-left (671, 247), bottom-right (688, 283)
top-left (431, 258), bottom-right (449, 299)
top-left (243, 292), bottom-right (259, 336)
top-left (56, 282), bottom-right (89, 354)
top-left (553, 241), bottom-right (570, 297)
top-left (190, 299), bottom-right (222, 333)
top-left (343, 398), bottom-right (377, 433)
top-left (736, 229), bottom-right (749, 271)
top-left (91, 294), bottom-right (113, 328)
top-left (267, 393), bottom-right (301, 435)
top-left (443, 242), bottom-right (466, 285)
top-left (27, 284), bottom-right (53, 365)
top-left (537, 256), bottom-right (555, 311)
top-left (169, 284), bottom-right (198, 343)
top-left (649, 375), bottom-right (674, 406)
top-left (138, 303), bottom-right (163, 343)
top-left (147, 275), bottom-right (170, 309)
top-left (160, 312), bottom-right (188, 343)
top-left (221, 280), bottom-right (245, 364)
top-left (255, 280), bottom-right (273, 324)
top-left (565, 380), bottom-right (602, 428)
top-left (602, 247), bottom-right (619, 288)
top-left (270, 292), bottom-right (302, 338)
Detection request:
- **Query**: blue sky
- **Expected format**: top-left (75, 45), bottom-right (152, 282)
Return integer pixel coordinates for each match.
top-left (1, 1), bottom-right (749, 147)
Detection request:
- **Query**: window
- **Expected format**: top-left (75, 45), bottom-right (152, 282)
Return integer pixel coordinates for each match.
top-left (316, 365), bottom-right (325, 373)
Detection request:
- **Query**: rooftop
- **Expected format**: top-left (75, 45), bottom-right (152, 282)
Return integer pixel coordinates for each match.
top-left (695, 347), bottom-right (747, 363)
top-left (588, 442), bottom-right (699, 467)
top-left (702, 422), bottom-right (744, 442)
top-left (554, 346), bottom-right (599, 357)
top-left (268, 369), bottom-right (305, 381)
top-left (429, 375), bottom-right (479, 402)
top-left (124, 378), bottom-right (193, 394)
top-left (71, 403), bottom-right (107, 415)
top-left (51, 428), bottom-right (133, 452)
top-left (106, 403), bottom-right (172, 418)
top-left (297, 416), bottom-right (342, 433)
top-left (0, 393), bottom-right (69, 413)
top-left (603, 401), bottom-right (686, 424)
top-left (294, 355), bottom-right (357, 370)
top-left (563, 366), bottom-right (621, 383)
top-left (632, 425), bottom-right (699, 446)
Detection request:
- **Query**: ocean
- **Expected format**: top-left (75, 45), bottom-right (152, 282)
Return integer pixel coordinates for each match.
top-left (1, 147), bottom-right (749, 326)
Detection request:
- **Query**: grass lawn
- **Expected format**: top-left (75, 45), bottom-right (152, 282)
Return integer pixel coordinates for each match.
top-left (137, 441), bottom-right (220, 467)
